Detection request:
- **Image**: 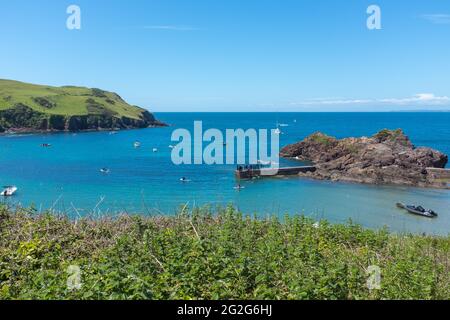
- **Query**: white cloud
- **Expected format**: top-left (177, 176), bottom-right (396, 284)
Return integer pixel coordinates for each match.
top-left (378, 93), bottom-right (450, 105)
top-left (290, 94), bottom-right (450, 107)
top-left (141, 25), bottom-right (198, 31)
top-left (420, 14), bottom-right (450, 25)
top-left (290, 98), bottom-right (372, 106)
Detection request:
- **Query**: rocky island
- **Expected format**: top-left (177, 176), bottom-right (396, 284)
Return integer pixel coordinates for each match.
top-left (0, 79), bottom-right (166, 133)
top-left (280, 129), bottom-right (449, 189)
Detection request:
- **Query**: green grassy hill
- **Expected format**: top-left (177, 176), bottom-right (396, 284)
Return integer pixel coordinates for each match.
top-left (0, 79), bottom-right (164, 132)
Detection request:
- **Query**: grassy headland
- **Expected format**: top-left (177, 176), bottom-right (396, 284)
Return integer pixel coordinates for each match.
top-left (0, 79), bottom-right (164, 132)
top-left (0, 205), bottom-right (448, 300)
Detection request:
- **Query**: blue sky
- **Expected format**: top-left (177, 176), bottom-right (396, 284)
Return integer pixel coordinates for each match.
top-left (0, 0), bottom-right (449, 111)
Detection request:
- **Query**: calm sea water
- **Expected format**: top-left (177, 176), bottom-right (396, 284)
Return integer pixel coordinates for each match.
top-left (1, 112), bottom-right (449, 235)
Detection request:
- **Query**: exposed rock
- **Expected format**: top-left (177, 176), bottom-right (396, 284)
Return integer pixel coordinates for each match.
top-left (280, 129), bottom-right (449, 188)
top-left (0, 104), bottom-right (167, 133)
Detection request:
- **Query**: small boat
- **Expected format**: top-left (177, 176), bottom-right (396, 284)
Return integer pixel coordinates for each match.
top-left (153, 148), bottom-right (158, 153)
top-left (169, 145), bottom-right (175, 149)
top-left (100, 168), bottom-right (110, 174)
top-left (1, 186), bottom-right (17, 197)
top-left (134, 141), bottom-right (141, 148)
top-left (396, 203), bottom-right (438, 218)
top-left (41, 143), bottom-right (52, 148)
top-left (274, 128), bottom-right (281, 135)
top-left (279, 123), bottom-right (289, 127)
top-left (234, 185), bottom-right (245, 190)
top-left (257, 160), bottom-right (271, 166)
top-left (180, 177), bottom-right (191, 182)
top-left (109, 131), bottom-right (118, 135)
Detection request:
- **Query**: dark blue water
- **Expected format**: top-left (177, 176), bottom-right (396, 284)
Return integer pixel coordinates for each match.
top-left (1, 112), bottom-right (449, 235)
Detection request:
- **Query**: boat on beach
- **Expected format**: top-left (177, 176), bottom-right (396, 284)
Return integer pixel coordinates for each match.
top-left (1, 186), bottom-right (17, 197)
top-left (396, 203), bottom-right (438, 218)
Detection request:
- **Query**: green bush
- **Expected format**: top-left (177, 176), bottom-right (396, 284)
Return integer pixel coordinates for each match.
top-left (0, 205), bottom-right (448, 300)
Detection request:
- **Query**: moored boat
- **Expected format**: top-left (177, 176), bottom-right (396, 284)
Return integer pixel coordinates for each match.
top-left (1, 186), bottom-right (17, 197)
top-left (396, 203), bottom-right (438, 218)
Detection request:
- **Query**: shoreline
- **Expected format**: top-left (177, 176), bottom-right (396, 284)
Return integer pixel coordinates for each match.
top-left (279, 157), bottom-right (450, 190)
top-left (0, 122), bottom-right (169, 136)
top-left (2, 201), bottom-right (449, 236)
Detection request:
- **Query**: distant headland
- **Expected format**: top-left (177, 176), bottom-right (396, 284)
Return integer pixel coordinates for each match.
top-left (281, 129), bottom-right (449, 189)
top-left (0, 79), bottom-right (166, 133)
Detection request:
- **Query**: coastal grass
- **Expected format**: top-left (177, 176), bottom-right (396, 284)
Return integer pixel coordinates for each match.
top-left (0, 204), bottom-right (449, 300)
top-left (0, 79), bottom-right (144, 119)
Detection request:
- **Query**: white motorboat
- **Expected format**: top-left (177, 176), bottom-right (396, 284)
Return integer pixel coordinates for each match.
top-left (134, 141), bottom-right (141, 148)
top-left (1, 186), bottom-right (17, 197)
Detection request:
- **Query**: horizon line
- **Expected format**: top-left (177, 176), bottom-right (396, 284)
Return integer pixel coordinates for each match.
top-left (152, 110), bottom-right (450, 113)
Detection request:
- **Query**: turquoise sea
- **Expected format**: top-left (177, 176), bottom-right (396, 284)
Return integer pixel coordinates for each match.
top-left (1, 112), bottom-right (449, 235)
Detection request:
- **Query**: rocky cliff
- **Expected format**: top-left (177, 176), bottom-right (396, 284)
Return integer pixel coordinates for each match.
top-left (0, 104), bottom-right (165, 133)
top-left (280, 129), bottom-right (449, 188)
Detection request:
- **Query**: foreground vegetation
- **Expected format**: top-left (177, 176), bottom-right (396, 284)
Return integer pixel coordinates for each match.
top-left (0, 205), bottom-right (448, 300)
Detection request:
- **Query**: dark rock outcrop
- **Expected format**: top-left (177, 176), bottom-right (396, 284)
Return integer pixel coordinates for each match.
top-left (280, 129), bottom-right (449, 188)
top-left (0, 104), bottom-right (166, 133)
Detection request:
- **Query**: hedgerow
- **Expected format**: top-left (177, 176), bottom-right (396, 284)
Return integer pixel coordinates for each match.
top-left (0, 205), bottom-right (448, 300)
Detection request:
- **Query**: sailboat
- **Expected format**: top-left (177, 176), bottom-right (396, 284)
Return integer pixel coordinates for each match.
top-left (274, 122), bottom-right (282, 135)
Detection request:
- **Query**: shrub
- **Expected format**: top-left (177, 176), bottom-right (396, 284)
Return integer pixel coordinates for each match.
top-left (0, 205), bottom-right (448, 300)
